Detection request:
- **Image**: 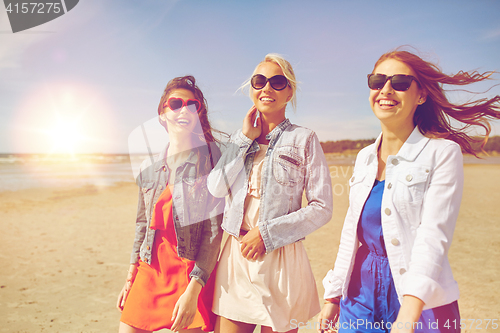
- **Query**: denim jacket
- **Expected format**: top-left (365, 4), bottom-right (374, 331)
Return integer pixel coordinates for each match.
top-left (207, 119), bottom-right (333, 252)
top-left (323, 127), bottom-right (463, 309)
top-left (131, 142), bottom-right (224, 286)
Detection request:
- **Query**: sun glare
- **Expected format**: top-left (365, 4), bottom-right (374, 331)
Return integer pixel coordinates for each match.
top-left (12, 82), bottom-right (118, 155)
top-left (48, 117), bottom-right (84, 154)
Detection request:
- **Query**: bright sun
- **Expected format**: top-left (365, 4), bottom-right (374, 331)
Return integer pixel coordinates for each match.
top-left (13, 82), bottom-right (117, 155)
top-left (48, 117), bottom-right (84, 154)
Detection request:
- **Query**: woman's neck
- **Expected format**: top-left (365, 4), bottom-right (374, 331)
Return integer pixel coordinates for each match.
top-left (379, 122), bottom-right (415, 156)
top-left (376, 122), bottom-right (415, 181)
top-left (257, 109), bottom-right (286, 144)
top-left (166, 137), bottom-right (195, 166)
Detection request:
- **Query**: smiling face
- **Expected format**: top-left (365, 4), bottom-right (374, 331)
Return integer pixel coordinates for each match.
top-left (160, 88), bottom-right (200, 137)
top-left (251, 61), bottom-right (292, 118)
top-left (369, 58), bottom-right (426, 130)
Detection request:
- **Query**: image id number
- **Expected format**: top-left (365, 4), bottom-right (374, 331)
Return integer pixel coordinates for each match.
top-left (6, 2), bottom-right (62, 14)
top-left (444, 319), bottom-right (498, 330)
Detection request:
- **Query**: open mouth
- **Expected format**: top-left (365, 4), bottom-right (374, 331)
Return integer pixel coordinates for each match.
top-left (176, 118), bottom-right (191, 126)
top-left (260, 97), bottom-right (275, 102)
top-left (378, 99), bottom-right (398, 107)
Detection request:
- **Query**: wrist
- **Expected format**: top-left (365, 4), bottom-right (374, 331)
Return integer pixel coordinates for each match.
top-left (324, 296), bottom-right (341, 305)
top-left (187, 278), bottom-right (203, 295)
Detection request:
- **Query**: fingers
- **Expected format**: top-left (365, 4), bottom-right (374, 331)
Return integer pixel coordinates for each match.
top-left (243, 106), bottom-right (257, 125)
top-left (240, 242), bottom-right (263, 260)
top-left (239, 227), bottom-right (265, 260)
top-left (171, 304), bottom-right (194, 332)
top-left (240, 242), bottom-right (249, 259)
top-left (242, 106), bottom-right (262, 140)
top-left (171, 306), bottom-right (181, 331)
top-left (246, 105), bottom-right (258, 117)
top-left (317, 303), bottom-right (339, 333)
top-left (172, 301), bottom-right (179, 318)
top-left (116, 290), bottom-right (124, 312)
top-left (318, 318), bottom-right (334, 333)
top-left (116, 284), bottom-right (129, 312)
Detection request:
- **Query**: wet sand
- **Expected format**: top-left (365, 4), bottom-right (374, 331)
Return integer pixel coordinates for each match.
top-left (0, 164), bottom-right (498, 332)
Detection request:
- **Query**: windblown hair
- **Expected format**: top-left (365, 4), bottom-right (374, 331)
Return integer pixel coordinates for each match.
top-left (157, 75), bottom-right (223, 175)
top-left (374, 48), bottom-right (500, 156)
top-left (241, 53), bottom-right (298, 110)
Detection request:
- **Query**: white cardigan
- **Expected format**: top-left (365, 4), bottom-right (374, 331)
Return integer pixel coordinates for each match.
top-left (323, 127), bottom-right (463, 310)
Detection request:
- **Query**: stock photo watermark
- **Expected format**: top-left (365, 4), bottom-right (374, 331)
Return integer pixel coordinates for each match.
top-left (3, 0), bottom-right (79, 33)
top-left (290, 318), bottom-right (500, 331)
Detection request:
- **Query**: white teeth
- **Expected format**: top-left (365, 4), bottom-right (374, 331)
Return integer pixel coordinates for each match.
top-left (261, 97), bottom-right (274, 102)
top-left (177, 119), bottom-right (190, 125)
top-left (379, 100), bottom-right (397, 106)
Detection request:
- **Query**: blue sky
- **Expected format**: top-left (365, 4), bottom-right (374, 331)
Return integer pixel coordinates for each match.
top-left (1, 0), bottom-right (499, 153)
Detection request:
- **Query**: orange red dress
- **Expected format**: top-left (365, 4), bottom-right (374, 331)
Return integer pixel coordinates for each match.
top-left (120, 186), bottom-right (217, 332)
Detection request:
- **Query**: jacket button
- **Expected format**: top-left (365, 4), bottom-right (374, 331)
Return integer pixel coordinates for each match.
top-left (384, 208), bottom-right (391, 216)
top-left (391, 159), bottom-right (399, 166)
top-left (387, 183), bottom-right (392, 189)
top-left (400, 268), bottom-right (406, 274)
top-left (425, 169), bottom-right (430, 173)
top-left (406, 174), bottom-right (413, 182)
top-left (146, 246), bottom-right (150, 250)
top-left (391, 238), bottom-right (400, 246)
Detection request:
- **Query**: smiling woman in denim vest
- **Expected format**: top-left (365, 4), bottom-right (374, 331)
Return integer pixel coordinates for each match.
top-left (208, 54), bottom-right (333, 333)
top-left (116, 76), bottom-right (224, 333)
top-left (318, 49), bottom-right (500, 333)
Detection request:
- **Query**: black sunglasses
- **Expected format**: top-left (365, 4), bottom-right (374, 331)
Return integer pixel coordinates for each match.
top-left (367, 74), bottom-right (420, 92)
top-left (251, 74), bottom-right (289, 91)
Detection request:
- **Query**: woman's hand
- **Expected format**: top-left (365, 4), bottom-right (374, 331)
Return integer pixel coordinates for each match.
top-left (170, 278), bottom-right (203, 331)
top-left (317, 302), bottom-right (340, 333)
top-left (242, 105), bottom-right (261, 141)
top-left (116, 264), bottom-right (138, 312)
top-left (390, 295), bottom-right (424, 333)
top-left (240, 226), bottom-right (266, 260)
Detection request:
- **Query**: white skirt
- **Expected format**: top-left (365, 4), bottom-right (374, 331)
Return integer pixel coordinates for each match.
top-left (213, 235), bottom-right (320, 332)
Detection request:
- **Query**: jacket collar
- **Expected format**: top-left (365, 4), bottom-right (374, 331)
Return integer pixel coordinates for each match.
top-left (365, 126), bottom-right (430, 164)
top-left (265, 118), bottom-right (291, 141)
top-left (248, 118), bottom-right (291, 154)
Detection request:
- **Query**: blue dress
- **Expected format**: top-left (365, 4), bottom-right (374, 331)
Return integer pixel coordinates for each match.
top-left (338, 180), bottom-right (460, 333)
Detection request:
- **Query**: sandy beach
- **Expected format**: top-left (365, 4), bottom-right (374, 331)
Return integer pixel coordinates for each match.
top-left (1, 164), bottom-right (499, 332)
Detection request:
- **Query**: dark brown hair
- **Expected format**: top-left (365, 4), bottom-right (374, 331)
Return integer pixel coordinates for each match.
top-left (158, 75), bottom-right (223, 174)
top-left (373, 48), bottom-right (500, 156)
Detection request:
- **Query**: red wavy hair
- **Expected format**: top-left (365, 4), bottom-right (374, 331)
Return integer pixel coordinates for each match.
top-left (373, 48), bottom-right (500, 156)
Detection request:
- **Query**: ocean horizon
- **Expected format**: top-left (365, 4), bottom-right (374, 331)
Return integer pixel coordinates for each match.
top-left (1, 153), bottom-right (499, 192)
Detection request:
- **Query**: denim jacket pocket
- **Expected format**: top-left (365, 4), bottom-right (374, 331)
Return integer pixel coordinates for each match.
top-left (141, 181), bottom-right (155, 191)
top-left (182, 176), bottom-right (208, 226)
top-left (141, 181), bottom-right (156, 215)
top-left (272, 147), bottom-right (304, 187)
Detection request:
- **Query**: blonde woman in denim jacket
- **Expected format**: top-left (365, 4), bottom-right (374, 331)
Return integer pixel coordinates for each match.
top-left (208, 54), bottom-right (333, 333)
top-left (318, 49), bottom-right (500, 333)
top-left (117, 76), bottom-right (224, 333)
